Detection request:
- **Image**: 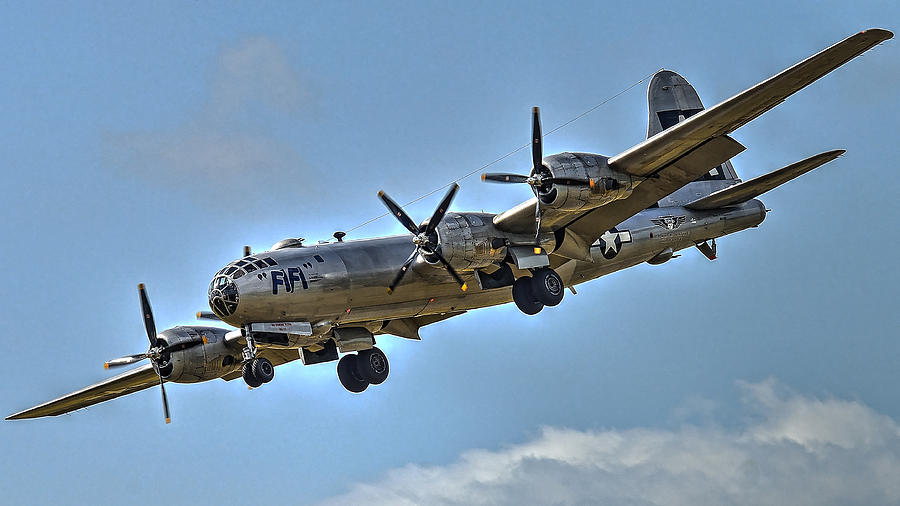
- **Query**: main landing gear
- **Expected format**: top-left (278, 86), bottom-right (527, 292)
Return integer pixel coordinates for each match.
top-left (337, 347), bottom-right (389, 393)
top-left (512, 267), bottom-right (564, 315)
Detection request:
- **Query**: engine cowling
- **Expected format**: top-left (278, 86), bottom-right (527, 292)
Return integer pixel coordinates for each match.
top-left (433, 212), bottom-right (508, 271)
top-left (156, 326), bottom-right (240, 383)
top-left (536, 152), bottom-right (638, 212)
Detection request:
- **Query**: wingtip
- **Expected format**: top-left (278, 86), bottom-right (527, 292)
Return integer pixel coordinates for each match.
top-left (860, 28), bottom-right (894, 41)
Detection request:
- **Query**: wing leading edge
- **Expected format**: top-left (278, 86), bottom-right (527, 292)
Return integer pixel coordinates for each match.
top-left (6, 364), bottom-right (159, 420)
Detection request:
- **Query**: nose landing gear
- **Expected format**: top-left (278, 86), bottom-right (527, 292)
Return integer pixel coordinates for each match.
top-left (240, 331), bottom-right (275, 388)
top-left (512, 268), bottom-right (565, 315)
top-left (337, 347), bottom-right (390, 393)
top-left (242, 357), bottom-right (275, 388)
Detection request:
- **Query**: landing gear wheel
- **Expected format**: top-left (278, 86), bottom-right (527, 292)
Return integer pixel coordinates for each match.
top-left (337, 354), bottom-right (368, 393)
top-left (252, 357), bottom-right (275, 384)
top-left (531, 268), bottom-right (564, 306)
top-left (357, 347), bottom-right (389, 385)
top-left (242, 361), bottom-right (263, 388)
top-left (512, 276), bottom-right (544, 315)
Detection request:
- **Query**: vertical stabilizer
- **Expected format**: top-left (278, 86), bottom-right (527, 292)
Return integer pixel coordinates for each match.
top-left (647, 70), bottom-right (738, 181)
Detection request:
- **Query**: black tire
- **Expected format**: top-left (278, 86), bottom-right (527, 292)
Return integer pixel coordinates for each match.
top-left (512, 276), bottom-right (543, 315)
top-left (242, 361), bottom-right (263, 388)
top-left (337, 354), bottom-right (368, 393)
top-left (357, 347), bottom-right (389, 385)
top-left (252, 357), bottom-right (275, 384)
top-left (531, 268), bottom-right (564, 306)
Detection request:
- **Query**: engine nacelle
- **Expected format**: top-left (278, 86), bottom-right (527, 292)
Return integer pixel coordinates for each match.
top-left (537, 152), bottom-right (638, 212)
top-left (434, 212), bottom-right (508, 270)
top-left (156, 326), bottom-right (240, 383)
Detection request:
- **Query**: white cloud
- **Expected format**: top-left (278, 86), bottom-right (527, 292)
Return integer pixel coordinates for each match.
top-left (105, 37), bottom-right (309, 194)
top-left (319, 379), bottom-right (900, 506)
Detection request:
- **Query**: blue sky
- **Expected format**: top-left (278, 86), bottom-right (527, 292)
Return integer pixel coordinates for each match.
top-left (1, 1), bottom-right (898, 504)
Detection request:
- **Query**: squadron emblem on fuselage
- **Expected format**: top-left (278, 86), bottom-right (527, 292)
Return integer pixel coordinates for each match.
top-left (651, 215), bottom-right (686, 230)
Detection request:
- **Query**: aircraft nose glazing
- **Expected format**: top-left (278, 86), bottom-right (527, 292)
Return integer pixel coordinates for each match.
top-left (208, 275), bottom-right (240, 317)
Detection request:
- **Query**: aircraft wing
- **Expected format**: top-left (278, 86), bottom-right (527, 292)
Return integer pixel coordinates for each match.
top-left (6, 364), bottom-right (159, 420)
top-left (494, 29), bottom-right (892, 241)
top-left (608, 29), bottom-right (890, 177)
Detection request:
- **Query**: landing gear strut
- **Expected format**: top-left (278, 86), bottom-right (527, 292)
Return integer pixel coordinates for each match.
top-left (337, 347), bottom-right (390, 393)
top-left (241, 330), bottom-right (275, 388)
top-left (512, 268), bottom-right (564, 315)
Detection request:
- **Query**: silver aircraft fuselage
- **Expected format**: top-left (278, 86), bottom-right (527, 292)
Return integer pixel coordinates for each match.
top-left (209, 198), bottom-right (765, 344)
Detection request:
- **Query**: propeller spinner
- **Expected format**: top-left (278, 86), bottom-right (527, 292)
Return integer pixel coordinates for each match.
top-left (377, 184), bottom-right (468, 295)
top-left (104, 284), bottom-right (207, 424)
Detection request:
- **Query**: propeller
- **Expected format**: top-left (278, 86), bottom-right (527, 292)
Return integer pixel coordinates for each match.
top-left (481, 107), bottom-right (590, 241)
top-left (377, 184), bottom-right (468, 294)
top-left (104, 284), bottom-right (207, 424)
top-left (481, 107), bottom-right (591, 190)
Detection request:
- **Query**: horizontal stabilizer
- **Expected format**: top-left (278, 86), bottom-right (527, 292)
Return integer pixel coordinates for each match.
top-left (685, 150), bottom-right (844, 210)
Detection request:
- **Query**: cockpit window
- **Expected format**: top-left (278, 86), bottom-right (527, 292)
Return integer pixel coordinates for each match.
top-left (225, 266), bottom-right (236, 275)
top-left (244, 263), bottom-right (257, 273)
top-left (254, 260), bottom-right (267, 268)
top-left (263, 257), bottom-right (277, 266)
top-left (314, 255), bottom-right (324, 263)
top-left (234, 270), bottom-right (245, 279)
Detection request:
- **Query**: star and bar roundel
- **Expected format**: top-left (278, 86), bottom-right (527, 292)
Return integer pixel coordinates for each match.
top-left (596, 227), bottom-right (633, 260)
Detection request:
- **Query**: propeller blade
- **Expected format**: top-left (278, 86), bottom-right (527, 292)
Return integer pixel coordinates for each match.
top-left (104, 353), bottom-right (149, 369)
top-left (549, 177), bottom-right (592, 186)
top-left (243, 245), bottom-right (251, 257)
top-left (434, 252), bottom-right (467, 292)
top-left (481, 173), bottom-right (530, 184)
top-left (534, 204), bottom-right (543, 243)
top-left (387, 249), bottom-right (419, 294)
top-left (531, 106), bottom-right (543, 171)
top-left (157, 373), bottom-right (170, 424)
top-left (138, 284), bottom-right (158, 347)
top-left (423, 183), bottom-right (459, 236)
top-left (377, 190), bottom-right (420, 235)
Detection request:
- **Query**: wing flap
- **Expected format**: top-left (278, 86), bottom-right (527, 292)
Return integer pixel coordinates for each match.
top-left (608, 29), bottom-right (891, 177)
top-left (6, 364), bottom-right (159, 420)
top-left (686, 150), bottom-right (844, 210)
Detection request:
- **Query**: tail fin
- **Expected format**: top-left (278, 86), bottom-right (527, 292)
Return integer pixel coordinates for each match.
top-left (647, 70), bottom-right (738, 181)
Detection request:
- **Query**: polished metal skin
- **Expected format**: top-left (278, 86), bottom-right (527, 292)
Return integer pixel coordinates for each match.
top-left (6, 28), bottom-right (892, 421)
